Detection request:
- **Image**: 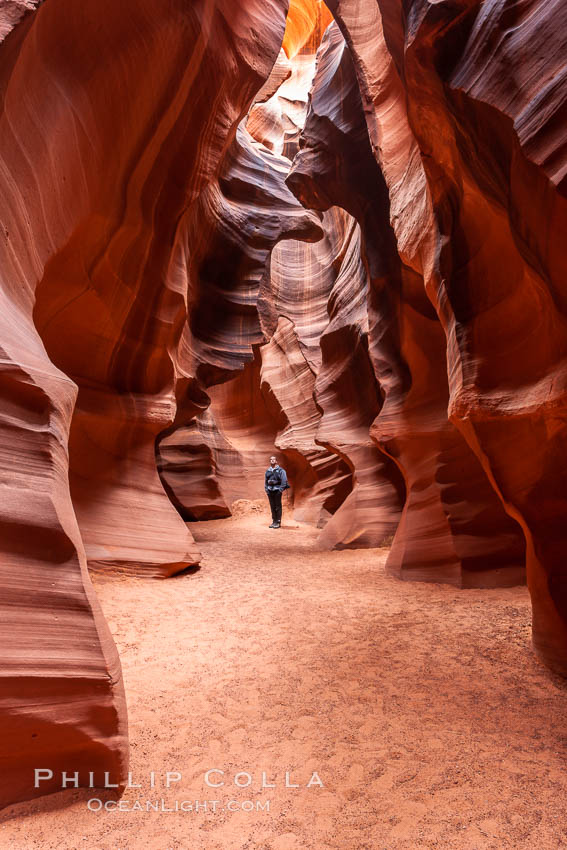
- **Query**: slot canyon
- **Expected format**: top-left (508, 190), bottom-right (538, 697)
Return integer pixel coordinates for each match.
top-left (1, 0), bottom-right (567, 847)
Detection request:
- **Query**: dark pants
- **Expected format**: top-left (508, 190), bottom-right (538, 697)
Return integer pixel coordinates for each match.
top-left (267, 489), bottom-right (282, 523)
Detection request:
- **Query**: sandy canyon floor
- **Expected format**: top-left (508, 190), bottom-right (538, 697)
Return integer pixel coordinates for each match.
top-left (2, 506), bottom-right (567, 849)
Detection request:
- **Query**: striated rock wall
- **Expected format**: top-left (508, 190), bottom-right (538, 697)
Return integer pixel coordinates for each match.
top-left (28, 1), bottom-right (294, 579)
top-left (0, 0), bottom-right (290, 807)
top-left (326, 0), bottom-right (567, 670)
top-left (288, 20), bottom-right (525, 584)
top-left (263, 206), bottom-right (403, 547)
top-left (156, 116), bottom-right (324, 520)
top-left (160, 4), bottom-right (402, 549)
top-left (161, 166), bottom-right (403, 546)
top-left (158, 5), bottom-right (362, 543)
top-left (161, 0), bottom-right (545, 580)
top-left (260, 315), bottom-right (353, 528)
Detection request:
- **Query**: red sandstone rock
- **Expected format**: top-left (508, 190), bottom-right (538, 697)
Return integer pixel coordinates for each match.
top-left (156, 117), bottom-right (324, 519)
top-left (163, 3), bottom-right (529, 564)
top-left (160, 9), bottom-right (401, 548)
top-left (401, 0), bottom-right (567, 671)
top-left (327, 0), bottom-right (567, 669)
top-left (288, 20), bottom-right (525, 581)
top-left (260, 317), bottom-right (353, 526)
top-left (264, 206), bottom-right (403, 547)
top-left (159, 351), bottom-right (283, 520)
top-left (248, 0), bottom-right (328, 159)
top-left (0, 0), bottom-right (290, 807)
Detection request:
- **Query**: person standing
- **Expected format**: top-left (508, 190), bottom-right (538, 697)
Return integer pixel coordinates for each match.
top-left (265, 455), bottom-right (289, 528)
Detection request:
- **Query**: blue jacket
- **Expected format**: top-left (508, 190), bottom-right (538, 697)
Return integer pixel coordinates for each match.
top-left (265, 465), bottom-right (289, 492)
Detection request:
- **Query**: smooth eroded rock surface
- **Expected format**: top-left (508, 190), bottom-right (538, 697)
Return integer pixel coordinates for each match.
top-left (326, 0), bottom-right (567, 669)
top-left (288, 20), bottom-right (525, 582)
top-left (0, 0), bottom-right (289, 807)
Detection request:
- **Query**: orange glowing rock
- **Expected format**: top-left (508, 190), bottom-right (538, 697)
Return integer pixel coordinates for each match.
top-left (282, 0), bottom-right (333, 59)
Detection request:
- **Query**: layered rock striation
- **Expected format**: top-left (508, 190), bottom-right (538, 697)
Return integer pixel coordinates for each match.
top-left (0, 0), bottom-right (290, 807)
top-left (325, 0), bottom-right (567, 670)
top-left (156, 116), bottom-right (324, 520)
top-left (159, 7), bottom-right (404, 548)
top-left (288, 20), bottom-right (525, 583)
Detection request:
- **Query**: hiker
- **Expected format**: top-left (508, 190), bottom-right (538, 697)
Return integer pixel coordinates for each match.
top-left (264, 455), bottom-right (289, 528)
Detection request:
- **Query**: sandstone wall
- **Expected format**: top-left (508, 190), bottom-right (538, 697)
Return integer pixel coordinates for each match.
top-left (0, 0), bottom-right (290, 807)
top-left (326, 0), bottom-right (567, 670)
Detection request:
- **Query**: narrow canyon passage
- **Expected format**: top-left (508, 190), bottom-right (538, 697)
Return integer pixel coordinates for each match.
top-left (3, 509), bottom-right (566, 850)
top-left (3, 0), bottom-right (567, 841)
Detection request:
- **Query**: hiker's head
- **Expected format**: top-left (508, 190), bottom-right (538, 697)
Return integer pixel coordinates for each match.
top-left (270, 455), bottom-right (277, 466)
